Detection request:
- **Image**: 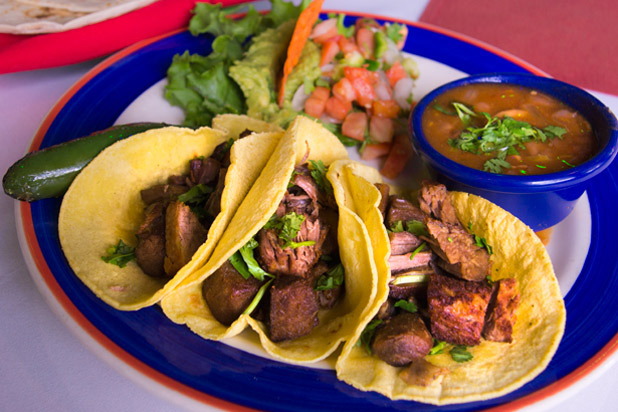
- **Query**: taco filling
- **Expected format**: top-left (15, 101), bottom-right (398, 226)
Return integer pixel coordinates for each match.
top-left (363, 180), bottom-right (519, 382)
top-left (132, 133), bottom-right (242, 279)
top-left (202, 160), bottom-right (343, 341)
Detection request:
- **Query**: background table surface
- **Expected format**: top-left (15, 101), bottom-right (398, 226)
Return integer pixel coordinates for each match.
top-left (1, 1), bottom-right (616, 411)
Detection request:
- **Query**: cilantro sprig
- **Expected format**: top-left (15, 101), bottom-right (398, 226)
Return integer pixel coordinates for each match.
top-left (315, 263), bottom-right (345, 291)
top-left (264, 212), bottom-right (316, 249)
top-left (308, 160), bottom-right (333, 195)
top-left (229, 238), bottom-right (273, 282)
top-left (443, 102), bottom-right (567, 174)
top-left (357, 319), bottom-right (383, 355)
top-left (101, 240), bottom-right (135, 268)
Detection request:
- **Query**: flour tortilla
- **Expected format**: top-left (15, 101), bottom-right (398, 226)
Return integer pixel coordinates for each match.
top-left (0, 0), bottom-right (156, 34)
top-left (161, 116), bottom-right (380, 363)
top-left (59, 116), bottom-right (283, 310)
top-left (333, 160), bottom-right (566, 405)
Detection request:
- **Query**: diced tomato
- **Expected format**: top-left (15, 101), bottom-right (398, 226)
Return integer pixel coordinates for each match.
top-left (361, 142), bottom-right (391, 160)
top-left (338, 36), bottom-right (359, 54)
top-left (356, 27), bottom-right (375, 59)
top-left (341, 112), bottom-right (368, 141)
top-left (324, 95), bottom-right (352, 121)
top-left (372, 99), bottom-right (400, 118)
top-left (320, 39), bottom-right (340, 67)
top-left (385, 61), bottom-right (408, 88)
top-left (380, 133), bottom-right (414, 179)
top-left (369, 116), bottom-right (394, 143)
top-left (343, 67), bottom-right (377, 108)
top-left (304, 86), bottom-right (330, 118)
top-left (332, 77), bottom-right (356, 102)
top-left (310, 18), bottom-right (339, 44)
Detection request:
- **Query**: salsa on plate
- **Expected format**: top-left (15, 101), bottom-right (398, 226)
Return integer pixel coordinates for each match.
top-left (421, 83), bottom-right (597, 175)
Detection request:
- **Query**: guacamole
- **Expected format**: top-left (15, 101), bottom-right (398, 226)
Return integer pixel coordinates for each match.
top-left (229, 19), bottom-right (321, 128)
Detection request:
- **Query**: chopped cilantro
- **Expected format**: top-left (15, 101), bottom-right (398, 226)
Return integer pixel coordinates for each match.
top-left (357, 319), bottom-right (383, 355)
top-left (409, 242), bottom-right (426, 261)
top-left (177, 183), bottom-right (213, 206)
top-left (394, 299), bottom-right (418, 313)
top-left (429, 339), bottom-right (447, 355)
top-left (237, 238), bottom-right (273, 281)
top-left (450, 345), bottom-right (473, 363)
top-left (264, 212), bottom-right (316, 249)
top-left (308, 160), bottom-right (333, 195)
top-left (315, 263), bottom-right (345, 291)
top-left (445, 102), bottom-right (567, 174)
top-left (406, 220), bottom-right (429, 236)
top-left (364, 59), bottom-right (380, 71)
top-left (101, 240), bottom-right (135, 268)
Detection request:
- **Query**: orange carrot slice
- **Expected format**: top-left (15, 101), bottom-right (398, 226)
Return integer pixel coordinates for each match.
top-left (277, 0), bottom-right (325, 107)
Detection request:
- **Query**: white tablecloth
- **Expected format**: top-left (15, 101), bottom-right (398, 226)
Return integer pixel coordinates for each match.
top-left (1, 1), bottom-right (616, 411)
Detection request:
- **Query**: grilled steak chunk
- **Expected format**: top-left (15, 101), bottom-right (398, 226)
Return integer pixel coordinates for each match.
top-left (140, 183), bottom-right (188, 206)
top-left (418, 181), bottom-right (461, 227)
top-left (372, 312), bottom-right (433, 367)
top-left (428, 273), bottom-right (492, 346)
top-left (135, 202), bottom-right (167, 277)
top-left (424, 218), bottom-right (490, 281)
top-left (386, 196), bottom-right (427, 229)
top-left (163, 201), bottom-right (208, 276)
top-left (482, 278), bottom-right (520, 342)
top-left (257, 217), bottom-right (327, 277)
top-left (375, 183), bottom-right (390, 219)
top-left (389, 231), bottom-right (423, 255)
top-left (376, 298), bottom-right (396, 320)
top-left (388, 250), bottom-right (433, 274)
top-left (269, 275), bottom-right (319, 342)
top-left (190, 157), bottom-right (221, 186)
top-left (202, 260), bottom-right (263, 326)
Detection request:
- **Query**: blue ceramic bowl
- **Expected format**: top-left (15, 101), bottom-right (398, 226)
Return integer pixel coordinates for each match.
top-left (410, 73), bottom-right (618, 231)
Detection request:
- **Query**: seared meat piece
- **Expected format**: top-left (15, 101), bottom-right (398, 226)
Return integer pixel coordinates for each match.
top-left (386, 195), bottom-right (427, 230)
top-left (318, 207), bottom-right (339, 256)
top-left (167, 175), bottom-right (190, 186)
top-left (211, 141), bottom-right (232, 167)
top-left (424, 218), bottom-right (491, 281)
top-left (190, 157), bottom-right (221, 186)
top-left (140, 184), bottom-right (188, 205)
top-left (163, 201), bottom-right (208, 276)
top-left (257, 218), bottom-right (327, 277)
top-left (308, 261), bottom-right (343, 309)
top-left (372, 312), bottom-right (433, 367)
top-left (482, 278), bottom-right (520, 343)
top-left (269, 275), bottom-right (320, 342)
top-left (282, 194), bottom-right (313, 216)
top-left (135, 202), bottom-right (167, 277)
top-left (375, 183), bottom-right (390, 219)
top-left (292, 174), bottom-right (320, 205)
top-left (428, 273), bottom-right (492, 346)
top-left (389, 281), bottom-right (428, 302)
top-left (388, 250), bottom-right (433, 274)
top-left (399, 358), bottom-right (449, 387)
top-left (202, 260), bottom-right (263, 326)
top-left (389, 231), bottom-right (423, 255)
top-left (204, 167), bottom-right (227, 218)
top-left (418, 181), bottom-right (461, 227)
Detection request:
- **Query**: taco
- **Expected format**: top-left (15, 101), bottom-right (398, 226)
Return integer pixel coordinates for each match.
top-left (331, 160), bottom-right (566, 404)
top-left (161, 116), bottom-right (380, 363)
top-left (58, 115), bottom-right (283, 310)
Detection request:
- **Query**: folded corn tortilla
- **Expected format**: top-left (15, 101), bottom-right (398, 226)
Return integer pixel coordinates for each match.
top-left (59, 116), bottom-right (282, 310)
top-left (332, 160), bottom-right (566, 404)
top-left (161, 116), bottom-right (383, 363)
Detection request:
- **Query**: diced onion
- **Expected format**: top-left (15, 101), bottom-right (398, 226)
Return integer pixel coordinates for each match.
top-left (291, 85), bottom-right (310, 112)
top-left (393, 77), bottom-right (414, 110)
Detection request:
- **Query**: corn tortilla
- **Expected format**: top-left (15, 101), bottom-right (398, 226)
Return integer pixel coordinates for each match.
top-left (59, 116), bottom-right (282, 310)
top-left (161, 116), bottom-right (381, 363)
top-left (333, 160), bottom-right (566, 404)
